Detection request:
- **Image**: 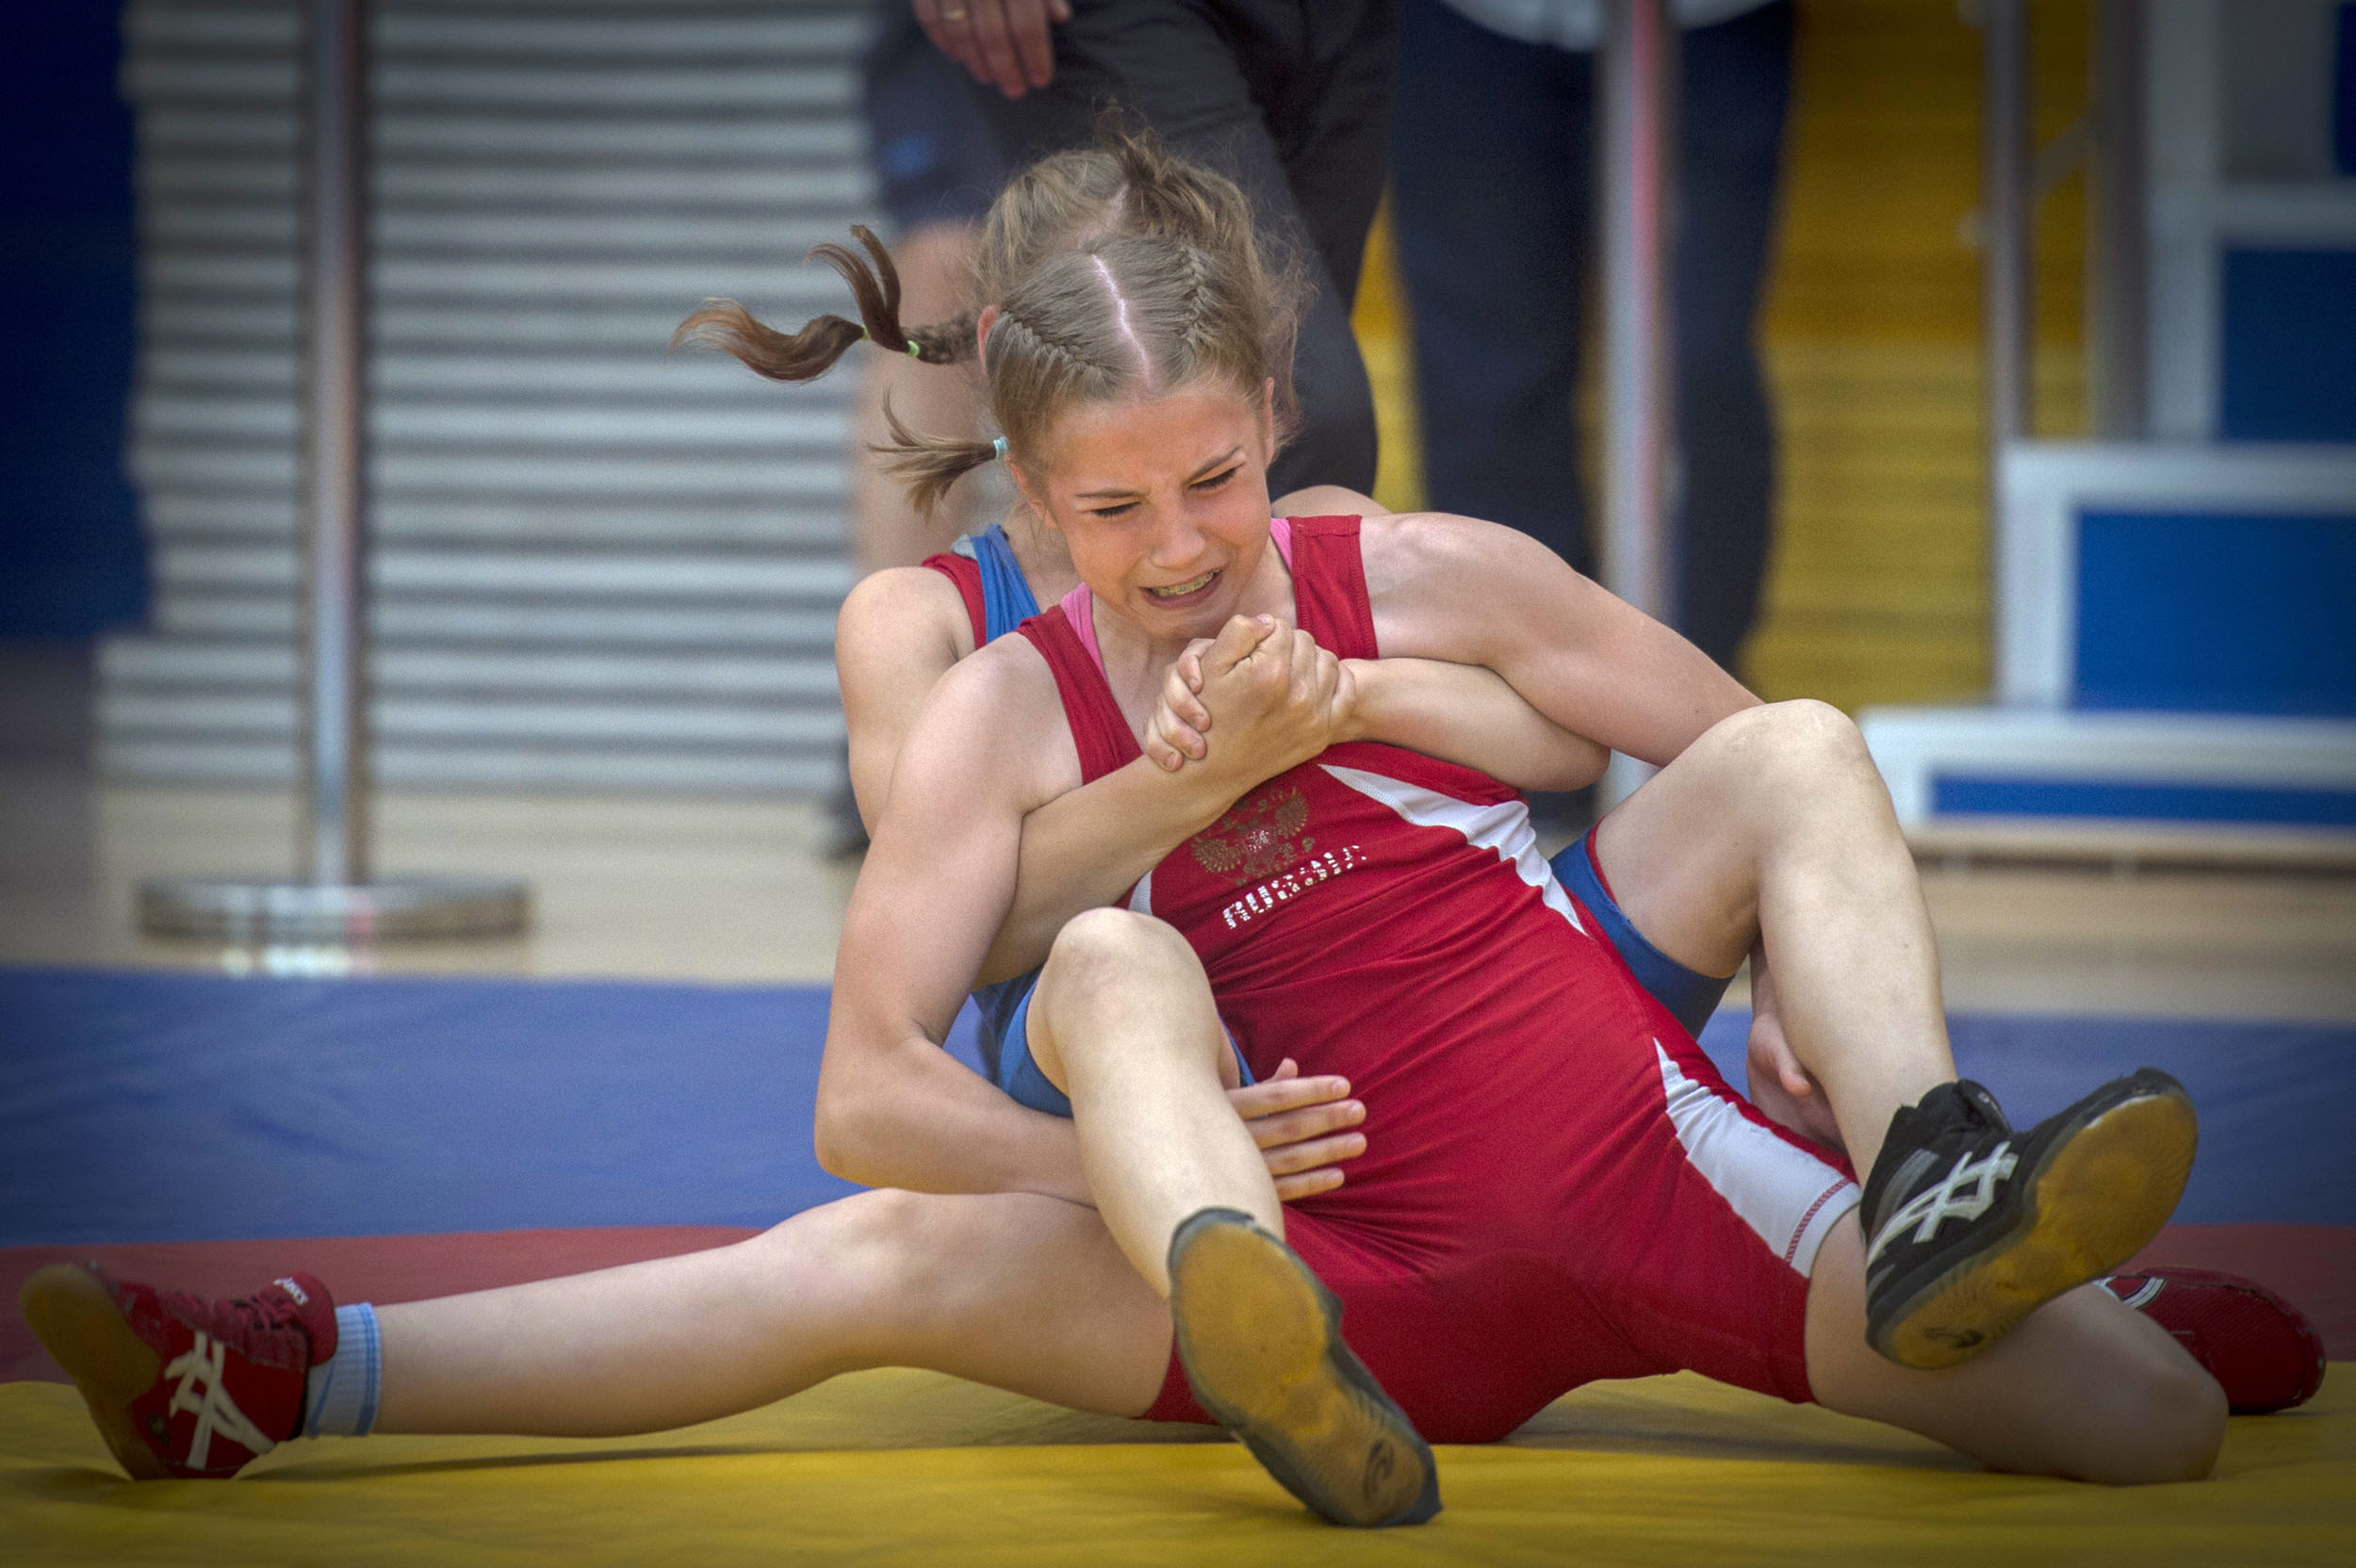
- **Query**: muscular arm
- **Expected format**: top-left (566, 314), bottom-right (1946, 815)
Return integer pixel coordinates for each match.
top-left (814, 644), bottom-right (1092, 1200)
top-left (1337, 658), bottom-right (1609, 792)
top-left (1361, 513), bottom-right (1761, 760)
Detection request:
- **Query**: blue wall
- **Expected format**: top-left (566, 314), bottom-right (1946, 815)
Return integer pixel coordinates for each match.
top-left (2075, 511), bottom-right (2356, 717)
top-left (2220, 249), bottom-right (2356, 443)
top-left (0, 4), bottom-right (147, 638)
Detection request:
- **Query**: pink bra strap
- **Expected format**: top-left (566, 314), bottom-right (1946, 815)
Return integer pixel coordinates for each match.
top-left (1058, 581), bottom-right (1104, 675)
top-left (1270, 515), bottom-right (1294, 570)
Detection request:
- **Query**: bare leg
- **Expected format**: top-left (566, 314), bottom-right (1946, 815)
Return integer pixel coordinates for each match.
top-left (1805, 1215), bottom-right (2226, 1482)
top-left (850, 222), bottom-right (985, 573)
top-left (375, 1189), bottom-right (1171, 1437)
top-left (1024, 908), bottom-right (1281, 1298)
top-left (1596, 699), bottom-right (1951, 1178)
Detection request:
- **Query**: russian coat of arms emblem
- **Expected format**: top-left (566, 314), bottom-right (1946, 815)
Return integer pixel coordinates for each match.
top-left (1188, 783), bottom-right (1314, 886)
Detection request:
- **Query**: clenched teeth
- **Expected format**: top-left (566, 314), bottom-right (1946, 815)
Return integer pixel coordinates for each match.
top-left (1146, 571), bottom-right (1218, 598)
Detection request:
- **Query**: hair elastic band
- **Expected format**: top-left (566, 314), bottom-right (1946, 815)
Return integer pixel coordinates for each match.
top-left (907, 340), bottom-right (923, 358)
top-left (991, 436), bottom-right (1008, 461)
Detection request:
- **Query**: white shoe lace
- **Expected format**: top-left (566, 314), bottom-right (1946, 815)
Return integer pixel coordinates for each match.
top-left (164, 1332), bottom-right (277, 1470)
top-left (1867, 1142), bottom-right (2020, 1268)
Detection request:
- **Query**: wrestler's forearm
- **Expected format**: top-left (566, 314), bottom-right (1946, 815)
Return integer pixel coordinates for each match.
top-left (975, 757), bottom-right (1239, 986)
top-left (815, 1026), bottom-right (1090, 1201)
top-left (1341, 657), bottom-right (1610, 792)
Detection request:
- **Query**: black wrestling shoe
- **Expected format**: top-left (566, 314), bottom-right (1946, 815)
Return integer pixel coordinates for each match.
top-left (1862, 1070), bottom-right (2198, 1370)
top-left (1167, 1209), bottom-right (1439, 1527)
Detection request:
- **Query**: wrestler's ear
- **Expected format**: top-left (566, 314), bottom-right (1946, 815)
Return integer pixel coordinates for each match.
top-left (1005, 447), bottom-right (1057, 536)
top-left (975, 305), bottom-right (997, 366)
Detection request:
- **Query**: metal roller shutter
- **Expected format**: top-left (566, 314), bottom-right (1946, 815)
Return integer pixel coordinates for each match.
top-left (102, 0), bottom-right (876, 793)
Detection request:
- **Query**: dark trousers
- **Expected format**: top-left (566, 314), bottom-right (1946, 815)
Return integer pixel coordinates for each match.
top-left (972, 0), bottom-right (1399, 498)
top-left (1387, 0), bottom-right (1793, 671)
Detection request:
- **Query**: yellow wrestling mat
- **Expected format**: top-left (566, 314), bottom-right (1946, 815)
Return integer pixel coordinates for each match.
top-left (4, 1367), bottom-right (2349, 1566)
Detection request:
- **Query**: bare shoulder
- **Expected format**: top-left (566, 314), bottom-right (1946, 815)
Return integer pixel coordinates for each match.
top-left (1274, 482), bottom-right (1390, 519)
top-left (1359, 511), bottom-right (1567, 604)
top-left (836, 564), bottom-right (975, 664)
top-left (900, 629), bottom-right (1080, 812)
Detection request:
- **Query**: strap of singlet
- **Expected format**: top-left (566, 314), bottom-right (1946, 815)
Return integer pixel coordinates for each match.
top-left (1278, 514), bottom-right (1380, 661)
top-left (970, 522), bottom-right (1040, 642)
top-left (1016, 608), bottom-right (1140, 783)
top-left (1057, 580), bottom-right (1101, 671)
top-left (920, 551), bottom-right (988, 647)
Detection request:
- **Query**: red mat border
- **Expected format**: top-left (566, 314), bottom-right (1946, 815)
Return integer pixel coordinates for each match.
top-left (5, 1221), bottom-right (2348, 1386)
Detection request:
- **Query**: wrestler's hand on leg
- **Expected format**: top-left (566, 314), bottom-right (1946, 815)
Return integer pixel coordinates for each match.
top-left (1228, 1059), bottom-right (1366, 1200)
top-left (1743, 952), bottom-right (1845, 1154)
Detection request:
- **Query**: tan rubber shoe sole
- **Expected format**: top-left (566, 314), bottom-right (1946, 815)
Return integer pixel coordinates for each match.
top-left (1169, 1212), bottom-right (1436, 1527)
top-left (20, 1263), bottom-right (170, 1479)
top-left (1883, 1088), bottom-right (2198, 1370)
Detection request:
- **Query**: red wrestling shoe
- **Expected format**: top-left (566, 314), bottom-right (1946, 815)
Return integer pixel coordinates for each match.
top-left (2102, 1266), bottom-right (2327, 1414)
top-left (19, 1262), bottom-right (336, 1478)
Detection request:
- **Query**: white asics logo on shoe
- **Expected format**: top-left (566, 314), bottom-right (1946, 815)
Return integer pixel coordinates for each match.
top-left (1867, 1143), bottom-right (2019, 1267)
top-left (165, 1332), bottom-right (277, 1470)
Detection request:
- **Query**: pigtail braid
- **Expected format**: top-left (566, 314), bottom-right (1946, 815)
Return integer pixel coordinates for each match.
top-left (669, 297), bottom-right (865, 383)
top-left (874, 395), bottom-right (1001, 518)
top-left (673, 224), bottom-right (971, 380)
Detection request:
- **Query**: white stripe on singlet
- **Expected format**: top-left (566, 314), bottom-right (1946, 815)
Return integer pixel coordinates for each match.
top-left (1654, 1041), bottom-right (1858, 1275)
top-left (1317, 763), bottom-right (1586, 936)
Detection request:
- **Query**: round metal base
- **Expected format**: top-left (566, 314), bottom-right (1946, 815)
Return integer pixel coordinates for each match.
top-left (139, 876), bottom-right (531, 943)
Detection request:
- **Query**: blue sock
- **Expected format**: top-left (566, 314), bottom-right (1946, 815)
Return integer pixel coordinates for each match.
top-left (302, 1303), bottom-right (382, 1439)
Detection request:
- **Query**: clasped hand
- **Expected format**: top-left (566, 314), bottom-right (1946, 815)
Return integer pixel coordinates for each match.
top-left (1141, 613), bottom-right (1355, 779)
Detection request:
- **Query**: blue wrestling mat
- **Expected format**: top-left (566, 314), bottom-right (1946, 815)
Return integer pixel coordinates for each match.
top-left (1, 967), bottom-right (2349, 1246)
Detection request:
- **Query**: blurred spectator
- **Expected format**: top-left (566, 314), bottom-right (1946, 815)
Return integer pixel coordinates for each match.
top-left (854, 9), bottom-right (1011, 572)
top-left (1388, 0), bottom-right (1793, 675)
top-left (916, 0), bottom-right (1397, 498)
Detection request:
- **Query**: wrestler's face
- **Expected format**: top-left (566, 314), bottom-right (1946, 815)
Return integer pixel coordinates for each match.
top-left (1017, 378), bottom-right (1278, 642)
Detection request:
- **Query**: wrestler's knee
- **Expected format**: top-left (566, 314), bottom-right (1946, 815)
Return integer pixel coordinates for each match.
top-left (1691, 700), bottom-right (1885, 811)
top-left (2075, 1341), bottom-right (2226, 1485)
top-left (758, 1189), bottom-right (980, 1332)
top-left (1039, 908), bottom-right (1202, 1009)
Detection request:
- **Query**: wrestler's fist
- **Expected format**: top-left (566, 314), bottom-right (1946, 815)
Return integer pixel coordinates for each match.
top-left (1143, 613), bottom-right (1350, 787)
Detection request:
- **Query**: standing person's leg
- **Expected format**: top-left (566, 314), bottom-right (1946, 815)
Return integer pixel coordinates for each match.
top-left (858, 20), bottom-right (1008, 568)
top-left (1244, 0), bottom-right (1397, 498)
top-left (1671, 0), bottom-right (1795, 673)
top-left (966, 0), bottom-right (1386, 495)
top-left (847, 222), bottom-right (987, 572)
top-left (1387, 0), bottom-right (1594, 572)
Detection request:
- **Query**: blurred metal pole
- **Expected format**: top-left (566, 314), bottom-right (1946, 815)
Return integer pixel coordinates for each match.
top-left (1982, 0), bottom-right (2033, 694)
top-left (304, 0), bottom-right (370, 885)
top-left (2089, 0), bottom-right (2149, 438)
top-left (1599, 0), bottom-right (1678, 807)
top-left (140, 0), bottom-right (526, 945)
